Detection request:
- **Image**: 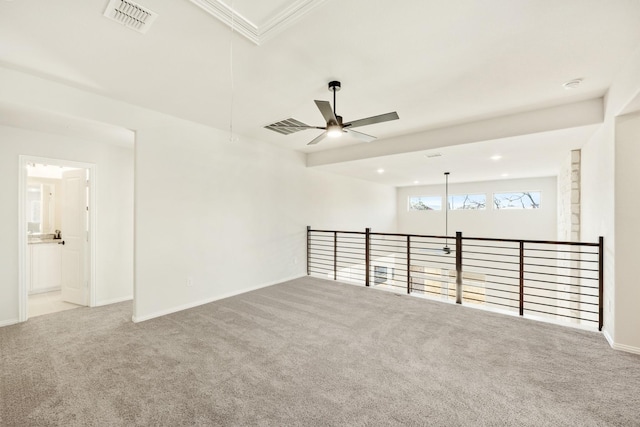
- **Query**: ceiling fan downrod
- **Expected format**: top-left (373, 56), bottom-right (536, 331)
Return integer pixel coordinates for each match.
top-left (328, 80), bottom-right (341, 117)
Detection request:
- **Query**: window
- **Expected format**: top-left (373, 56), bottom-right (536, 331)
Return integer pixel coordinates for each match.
top-left (408, 196), bottom-right (441, 211)
top-left (448, 194), bottom-right (486, 210)
top-left (493, 191), bottom-right (541, 209)
top-left (374, 266), bottom-right (388, 284)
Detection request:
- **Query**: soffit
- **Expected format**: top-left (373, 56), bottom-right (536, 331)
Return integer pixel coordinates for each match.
top-left (314, 125), bottom-right (600, 187)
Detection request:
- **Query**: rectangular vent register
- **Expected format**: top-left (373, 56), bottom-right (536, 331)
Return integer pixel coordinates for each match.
top-left (103, 0), bottom-right (158, 34)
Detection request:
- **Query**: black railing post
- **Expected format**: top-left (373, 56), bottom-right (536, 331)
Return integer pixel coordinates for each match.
top-left (599, 236), bottom-right (604, 331)
top-left (519, 241), bottom-right (524, 316)
top-left (407, 235), bottom-right (411, 294)
top-left (365, 228), bottom-right (371, 287)
top-left (455, 232), bottom-right (462, 304)
top-left (306, 226), bottom-right (310, 276)
top-left (333, 231), bottom-right (337, 281)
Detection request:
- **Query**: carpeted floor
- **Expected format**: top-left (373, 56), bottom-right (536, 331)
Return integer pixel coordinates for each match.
top-left (1, 276), bottom-right (639, 426)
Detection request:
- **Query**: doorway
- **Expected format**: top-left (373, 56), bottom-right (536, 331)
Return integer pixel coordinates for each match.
top-left (18, 156), bottom-right (97, 322)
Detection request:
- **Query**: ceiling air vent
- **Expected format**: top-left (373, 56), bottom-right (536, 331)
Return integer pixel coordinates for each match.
top-left (265, 118), bottom-right (309, 135)
top-left (103, 0), bottom-right (158, 34)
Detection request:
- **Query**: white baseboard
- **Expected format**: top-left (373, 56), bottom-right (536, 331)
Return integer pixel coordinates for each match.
top-left (610, 341), bottom-right (640, 355)
top-left (0, 318), bottom-right (20, 328)
top-left (601, 329), bottom-right (640, 355)
top-left (603, 329), bottom-right (614, 347)
top-left (131, 274), bottom-right (306, 323)
top-left (95, 295), bottom-right (133, 307)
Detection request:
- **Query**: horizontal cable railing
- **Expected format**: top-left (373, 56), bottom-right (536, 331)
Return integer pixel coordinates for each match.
top-left (307, 227), bottom-right (604, 331)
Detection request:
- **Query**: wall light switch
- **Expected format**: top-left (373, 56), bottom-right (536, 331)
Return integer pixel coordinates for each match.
top-left (187, 277), bottom-right (193, 287)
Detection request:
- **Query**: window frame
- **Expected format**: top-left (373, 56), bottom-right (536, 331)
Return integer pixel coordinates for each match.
top-left (447, 193), bottom-right (487, 211)
top-left (407, 195), bottom-right (442, 211)
top-left (492, 191), bottom-right (542, 210)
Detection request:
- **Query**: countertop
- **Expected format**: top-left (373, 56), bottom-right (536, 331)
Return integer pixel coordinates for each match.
top-left (28, 235), bottom-right (63, 245)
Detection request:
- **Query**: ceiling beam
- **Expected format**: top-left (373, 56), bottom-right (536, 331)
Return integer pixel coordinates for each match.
top-left (306, 98), bottom-right (604, 167)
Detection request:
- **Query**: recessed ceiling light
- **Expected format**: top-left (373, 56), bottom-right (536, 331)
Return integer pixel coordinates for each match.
top-left (563, 78), bottom-right (583, 90)
top-left (501, 173), bottom-right (509, 177)
top-left (377, 168), bottom-right (385, 174)
top-left (491, 155), bottom-right (502, 161)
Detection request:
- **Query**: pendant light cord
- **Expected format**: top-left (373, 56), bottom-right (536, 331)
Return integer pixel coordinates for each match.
top-left (229, 1), bottom-right (235, 141)
top-left (445, 172), bottom-right (450, 248)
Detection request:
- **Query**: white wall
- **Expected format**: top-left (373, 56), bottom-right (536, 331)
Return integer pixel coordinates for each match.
top-left (581, 123), bottom-right (615, 339)
top-left (0, 67), bottom-right (397, 325)
top-left (397, 177), bottom-right (557, 240)
top-left (581, 43), bottom-right (640, 352)
top-left (614, 111), bottom-right (640, 350)
top-left (0, 125), bottom-right (134, 325)
top-left (133, 120), bottom-right (397, 321)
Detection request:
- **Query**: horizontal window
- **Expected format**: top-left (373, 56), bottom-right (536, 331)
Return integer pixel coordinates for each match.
top-left (408, 196), bottom-right (441, 211)
top-left (448, 194), bottom-right (486, 210)
top-left (493, 191), bottom-right (541, 209)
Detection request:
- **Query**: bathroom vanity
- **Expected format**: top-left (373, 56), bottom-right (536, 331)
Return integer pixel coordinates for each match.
top-left (27, 238), bottom-right (62, 294)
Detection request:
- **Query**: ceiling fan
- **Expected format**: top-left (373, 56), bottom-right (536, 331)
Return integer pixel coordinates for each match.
top-left (265, 81), bottom-right (399, 145)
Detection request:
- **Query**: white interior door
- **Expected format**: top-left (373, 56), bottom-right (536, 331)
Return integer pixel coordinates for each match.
top-left (61, 169), bottom-right (88, 306)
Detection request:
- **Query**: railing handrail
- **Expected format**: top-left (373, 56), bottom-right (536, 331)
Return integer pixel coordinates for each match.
top-left (371, 231), bottom-right (455, 240)
top-left (309, 228), bottom-right (600, 247)
top-left (461, 236), bottom-right (600, 247)
top-left (307, 226), bottom-right (604, 332)
top-left (308, 229), bottom-right (367, 235)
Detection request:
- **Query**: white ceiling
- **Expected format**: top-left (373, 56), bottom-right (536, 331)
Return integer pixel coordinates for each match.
top-left (190, 0), bottom-right (330, 44)
top-left (223, 0), bottom-right (310, 27)
top-left (1, 0), bottom-right (640, 185)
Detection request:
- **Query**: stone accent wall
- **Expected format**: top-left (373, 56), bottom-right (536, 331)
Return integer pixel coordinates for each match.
top-left (557, 149), bottom-right (582, 321)
top-left (558, 149), bottom-right (581, 241)
top-left (570, 150), bottom-right (581, 241)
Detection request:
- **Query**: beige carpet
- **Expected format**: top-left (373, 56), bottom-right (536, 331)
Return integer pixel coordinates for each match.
top-left (1, 276), bottom-right (639, 426)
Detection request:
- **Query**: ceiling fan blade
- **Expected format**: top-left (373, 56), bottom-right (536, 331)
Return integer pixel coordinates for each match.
top-left (345, 128), bottom-right (376, 142)
top-left (344, 111), bottom-right (399, 129)
top-left (307, 131), bottom-right (327, 145)
top-left (314, 100), bottom-right (339, 125)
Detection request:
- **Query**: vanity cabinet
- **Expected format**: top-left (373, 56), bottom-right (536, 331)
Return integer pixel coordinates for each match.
top-left (28, 243), bottom-right (62, 294)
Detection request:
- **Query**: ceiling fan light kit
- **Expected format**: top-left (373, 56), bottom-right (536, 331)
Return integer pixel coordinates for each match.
top-left (326, 124), bottom-right (343, 138)
top-left (264, 80), bottom-right (399, 145)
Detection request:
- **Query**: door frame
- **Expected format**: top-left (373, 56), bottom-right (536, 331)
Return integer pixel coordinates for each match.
top-left (18, 155), bottom-right (97, 322)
